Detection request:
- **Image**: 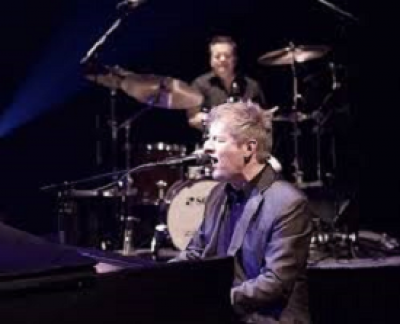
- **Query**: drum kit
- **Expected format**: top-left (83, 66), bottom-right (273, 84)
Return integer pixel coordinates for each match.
top-left (259, 43), bottom-right (345, 189)
top-left (54, 42), bottom-right (345, 259)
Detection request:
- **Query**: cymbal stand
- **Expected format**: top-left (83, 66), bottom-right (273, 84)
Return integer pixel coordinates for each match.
top-left (117, 105), bottom-right (154, 255)
top-left (288, 42), bottom-right (304, 186)
top-left (310, 105), bottom-right (325, 188)
top-left (109, 89), bottom-right (119, 175)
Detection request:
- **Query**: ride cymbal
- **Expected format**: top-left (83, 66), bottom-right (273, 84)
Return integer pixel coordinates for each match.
top-left (258, 45), bottom-right (330, 66)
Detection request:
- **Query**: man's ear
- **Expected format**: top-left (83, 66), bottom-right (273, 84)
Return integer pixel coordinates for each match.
top-left (247, 140), bottom-right (257, 152)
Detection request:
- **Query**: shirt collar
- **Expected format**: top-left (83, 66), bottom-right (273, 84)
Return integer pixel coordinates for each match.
top-left (224, 164), bottom-right (269, 202)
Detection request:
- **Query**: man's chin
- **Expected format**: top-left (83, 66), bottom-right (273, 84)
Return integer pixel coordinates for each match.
top-left (212, 170), bottom-right (229, 182)
top-left (215, 70), bottom-right (230, 79)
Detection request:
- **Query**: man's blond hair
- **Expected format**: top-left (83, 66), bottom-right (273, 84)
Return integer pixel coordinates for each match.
top-left (208, 101), bottom-right (273, 163)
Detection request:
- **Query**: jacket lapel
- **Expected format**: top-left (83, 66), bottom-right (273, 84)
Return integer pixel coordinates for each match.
top-left (227, 165), bottom-right (277, 256)
top-left (226, 190), bottom-right (263, 256)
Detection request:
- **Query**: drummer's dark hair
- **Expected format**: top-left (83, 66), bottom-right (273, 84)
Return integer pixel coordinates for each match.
top-left (209, 35), bottom-right (237, 57)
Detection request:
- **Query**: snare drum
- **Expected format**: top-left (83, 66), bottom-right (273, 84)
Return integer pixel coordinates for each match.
top-left (165, 179), bottom-right (219, 250)
top-left (133, 142), bottom-right (187, 205)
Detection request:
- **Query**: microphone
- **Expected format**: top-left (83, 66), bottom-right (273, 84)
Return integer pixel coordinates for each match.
top-left (156, 152), bottom-right (212, 166)
top-left (116, 0), bottom-right (147, 10)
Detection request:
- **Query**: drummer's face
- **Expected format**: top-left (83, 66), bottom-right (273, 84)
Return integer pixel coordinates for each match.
top-left (210, 43), bottom-right (236, 79)
top-left (203, 121), bottom-right (246, 182)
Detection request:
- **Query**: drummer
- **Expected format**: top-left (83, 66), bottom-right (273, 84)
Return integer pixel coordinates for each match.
top-left (187, 35), bottom-right (267, 130)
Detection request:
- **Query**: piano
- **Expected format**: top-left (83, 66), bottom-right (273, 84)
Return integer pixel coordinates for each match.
top-left (0, 222), bottom-right (235, 323)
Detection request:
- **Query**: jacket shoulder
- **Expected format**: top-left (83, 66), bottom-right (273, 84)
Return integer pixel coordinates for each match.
top-left (263, 180), bottom-right (308, 210)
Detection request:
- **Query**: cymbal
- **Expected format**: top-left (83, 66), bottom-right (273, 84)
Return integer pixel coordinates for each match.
top-left (84, 65), bottom-right (130, 89)
top-left (85, 72), bottom-right (122, 90)
top-left (121, 74), bottom-right (203, 109)
top-left (258, 45), bottom-right (330, 66)
top-left (85, 66), bottom-right (203, 109)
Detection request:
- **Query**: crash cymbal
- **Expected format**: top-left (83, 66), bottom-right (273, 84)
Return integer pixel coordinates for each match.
top-left (120, 74), bottom-right (203, 109)
top-left (85, 65), bottom-right (203, 109)
top-left (258, 45), bottom-right (330, 66)
top-left (85, 72), bottom-right (121, 89)
top-left (84, 65), bottom-right (130, 89)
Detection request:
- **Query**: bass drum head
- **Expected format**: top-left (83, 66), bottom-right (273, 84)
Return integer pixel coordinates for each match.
top-left (166, 179), bottom-right (219, 251)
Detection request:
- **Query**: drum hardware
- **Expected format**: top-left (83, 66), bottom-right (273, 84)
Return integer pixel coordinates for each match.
top-left (85, 65), bottom-right (203, 197)
top-left (156, 180), bottom-right (168, 201)
top-left (79, 5), bottom-right (207, 256)
top-left (61, 154), bottom-right (206, 255)
top-left (150, 223), bottom-right (170, 258)
top-left (85, 68), bottom-right (148, 253)
top-left (85, 65), bottom-right (204, 254)
top-left (259, 43), bottom-right (333, 187)
top-left (306, 63), bottom-right (344, 188)
top-left (149, 182), bottom-right (172, 260)
top-left (132, 143), bottom-right (188, 205)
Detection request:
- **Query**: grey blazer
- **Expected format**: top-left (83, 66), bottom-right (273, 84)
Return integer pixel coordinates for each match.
top-left (176, 166), bottom-right (313, 324)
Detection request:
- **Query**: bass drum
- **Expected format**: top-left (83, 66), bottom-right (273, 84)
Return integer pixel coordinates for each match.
top-left (165, 179), bottom-right (219, 251)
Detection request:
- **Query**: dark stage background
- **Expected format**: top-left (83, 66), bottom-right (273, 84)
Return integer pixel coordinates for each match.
top-left (0, 0), bottom-right (397, 239)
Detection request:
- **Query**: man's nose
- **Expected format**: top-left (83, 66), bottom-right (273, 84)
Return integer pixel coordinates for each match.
top-left (203, 140), bottom-right (214, 153)
top-left (219, 55), bottom-right (227, 62)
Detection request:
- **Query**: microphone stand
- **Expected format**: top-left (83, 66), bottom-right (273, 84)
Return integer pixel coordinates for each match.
top-left (316, 0), bottom-right (360, 23)
top-left (80, 8), bottom-right (134, 65)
